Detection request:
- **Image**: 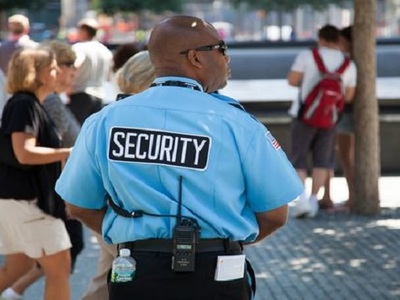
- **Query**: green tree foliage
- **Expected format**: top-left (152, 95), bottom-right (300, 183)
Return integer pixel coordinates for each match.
top-left (233, 0), bottom-right (348, 12)
top-left (0, 0), bottom-right (46, 10)
top-left (95, 0), bottom-right (183, 14)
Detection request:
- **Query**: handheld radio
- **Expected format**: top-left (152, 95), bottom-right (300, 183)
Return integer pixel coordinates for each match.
top-left (172, 177), bottom-right (200, 272)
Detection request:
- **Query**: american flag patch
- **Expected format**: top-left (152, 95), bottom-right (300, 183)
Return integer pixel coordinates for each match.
top-left (266, 132), bottom-right (281, 150)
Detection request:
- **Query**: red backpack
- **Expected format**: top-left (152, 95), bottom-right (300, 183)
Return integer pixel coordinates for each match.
top-left (300, 48), bottom-right (350, 129)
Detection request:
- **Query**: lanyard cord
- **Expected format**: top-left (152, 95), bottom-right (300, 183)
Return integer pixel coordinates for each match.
top-left (150, 80), bottom-right (201, 91)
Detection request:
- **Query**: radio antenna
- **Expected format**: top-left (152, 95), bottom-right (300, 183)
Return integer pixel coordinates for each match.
top-left (177, 176), bottom-right (183, 224)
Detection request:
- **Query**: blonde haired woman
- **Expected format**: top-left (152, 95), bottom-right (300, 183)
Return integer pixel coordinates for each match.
top-left (0, 48), bottom-right (71, 300)
top-left (116, 50), bottom-right (156, 94)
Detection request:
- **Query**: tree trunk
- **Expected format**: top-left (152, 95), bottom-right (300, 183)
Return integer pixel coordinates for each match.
top-left (352, 0), bottom-right (380, 215)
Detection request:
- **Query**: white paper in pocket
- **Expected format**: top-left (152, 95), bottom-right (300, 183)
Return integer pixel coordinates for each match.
top-left (214, 254), bottom-right (246, 281)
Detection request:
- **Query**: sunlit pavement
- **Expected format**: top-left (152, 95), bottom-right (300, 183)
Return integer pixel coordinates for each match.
top-left (1, 176), bottom-right (399, 299)
top-left (249, 176), bottom-right (400, 300)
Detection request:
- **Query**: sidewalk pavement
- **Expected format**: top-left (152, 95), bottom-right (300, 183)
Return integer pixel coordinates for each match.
top-left (249, 176), bottom-right (400, 300)
top-left (2, 176), bottom-right (399, 300)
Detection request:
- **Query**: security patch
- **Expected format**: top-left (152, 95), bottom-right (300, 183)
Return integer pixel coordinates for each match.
top-left (108, 127), bottom-right (211, 170)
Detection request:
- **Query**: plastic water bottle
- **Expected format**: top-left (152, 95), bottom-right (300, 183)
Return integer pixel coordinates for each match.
top-left (111, 248), bottom-right (136, 282)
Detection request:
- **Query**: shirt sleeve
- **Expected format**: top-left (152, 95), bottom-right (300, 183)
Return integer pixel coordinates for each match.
top-left (2, 97), bottom-right (39, 137)
top-left (290, 50), bottom-right (309, 73)
top-left (343, 61), bottom-right (357, 88)
top-left (242, 126), bottom-right (304, 212)
top-left (72, 43), bottom-right (87, 68)
top-left (55, 116), bottom-right (106, 209)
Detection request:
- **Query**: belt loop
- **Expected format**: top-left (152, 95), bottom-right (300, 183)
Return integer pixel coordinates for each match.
top-left (224, 240), bottom-right (243, 254)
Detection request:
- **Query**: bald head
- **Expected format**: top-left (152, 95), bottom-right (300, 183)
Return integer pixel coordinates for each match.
top-left (148, 16), bottom-right (218, 75)
top-left (148, 15), bottom-right (231, 93)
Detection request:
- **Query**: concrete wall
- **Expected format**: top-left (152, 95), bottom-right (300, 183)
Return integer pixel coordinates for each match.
top-left (242, 101), bottom-right (400, 175)
top-left (227, 44), bottom-right (400, 80)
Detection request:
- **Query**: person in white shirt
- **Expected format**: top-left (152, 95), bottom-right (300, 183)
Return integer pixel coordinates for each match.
top-left (287, 24), bottom-right (357, 218)
top-left (68, 18), bottom-right (113, 124)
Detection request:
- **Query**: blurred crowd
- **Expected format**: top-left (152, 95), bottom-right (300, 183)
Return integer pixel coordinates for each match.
top-left (0, 14), bottom-right (153, 300)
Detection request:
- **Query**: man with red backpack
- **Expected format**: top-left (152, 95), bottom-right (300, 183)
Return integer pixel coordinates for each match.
top-left (287, 24), bottom-right (357, 218)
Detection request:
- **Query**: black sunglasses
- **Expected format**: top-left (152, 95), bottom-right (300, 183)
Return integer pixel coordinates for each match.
top-left (60, 62), bottom-right (75, 68)
top-left (179, 40), bottom-right (228, 56)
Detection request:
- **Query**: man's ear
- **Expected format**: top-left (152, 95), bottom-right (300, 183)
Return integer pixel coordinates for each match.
top-left (187, 50), bottom-right (202, 68)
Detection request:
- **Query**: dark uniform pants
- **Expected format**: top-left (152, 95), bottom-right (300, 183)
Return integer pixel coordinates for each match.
top-left (108, 251), bottom-right (253, 300)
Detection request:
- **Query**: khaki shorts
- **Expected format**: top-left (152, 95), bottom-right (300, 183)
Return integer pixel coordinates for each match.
top-left (0, 199), bottom-right (72, 258)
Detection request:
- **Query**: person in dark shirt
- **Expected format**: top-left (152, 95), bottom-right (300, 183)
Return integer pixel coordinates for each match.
top-left (1, 40), bottom-right (84, 300)
top-left (0, 48), bottom-right (71, 300)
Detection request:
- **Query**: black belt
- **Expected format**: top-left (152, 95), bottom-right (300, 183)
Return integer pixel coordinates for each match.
top-left (118, 238), bottom-right (242, 254)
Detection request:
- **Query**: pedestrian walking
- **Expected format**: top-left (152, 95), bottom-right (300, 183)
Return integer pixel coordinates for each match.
top-left (68, 18), bottom-right (113, 124)
top-left (0, 47), bottom-right (72, 300)
top-left (1, 40), bottom-right (84, 300)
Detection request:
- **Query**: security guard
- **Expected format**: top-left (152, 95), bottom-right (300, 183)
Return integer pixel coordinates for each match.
top-left (56, 16), bottom-right (304, 300)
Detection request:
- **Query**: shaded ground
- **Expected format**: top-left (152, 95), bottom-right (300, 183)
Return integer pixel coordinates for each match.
top-left (1, 177), bottom-right (399, 299)
top-left (250, 206), bottom-right (400, 300)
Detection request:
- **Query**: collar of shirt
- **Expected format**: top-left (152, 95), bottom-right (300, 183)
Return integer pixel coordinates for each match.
top-left (152, 76), bottom-right (204, 93)
top-left (209, 92), bottom-right (245, 111)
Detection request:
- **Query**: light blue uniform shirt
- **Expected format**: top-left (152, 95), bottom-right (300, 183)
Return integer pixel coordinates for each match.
top-left (56, 76), bottom-right (303, 244)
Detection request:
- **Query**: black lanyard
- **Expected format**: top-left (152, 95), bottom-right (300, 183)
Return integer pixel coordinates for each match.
top-left (150, 81), bottom-right (247, 113)
top-left (150, 80), bottom-right (201, 91)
